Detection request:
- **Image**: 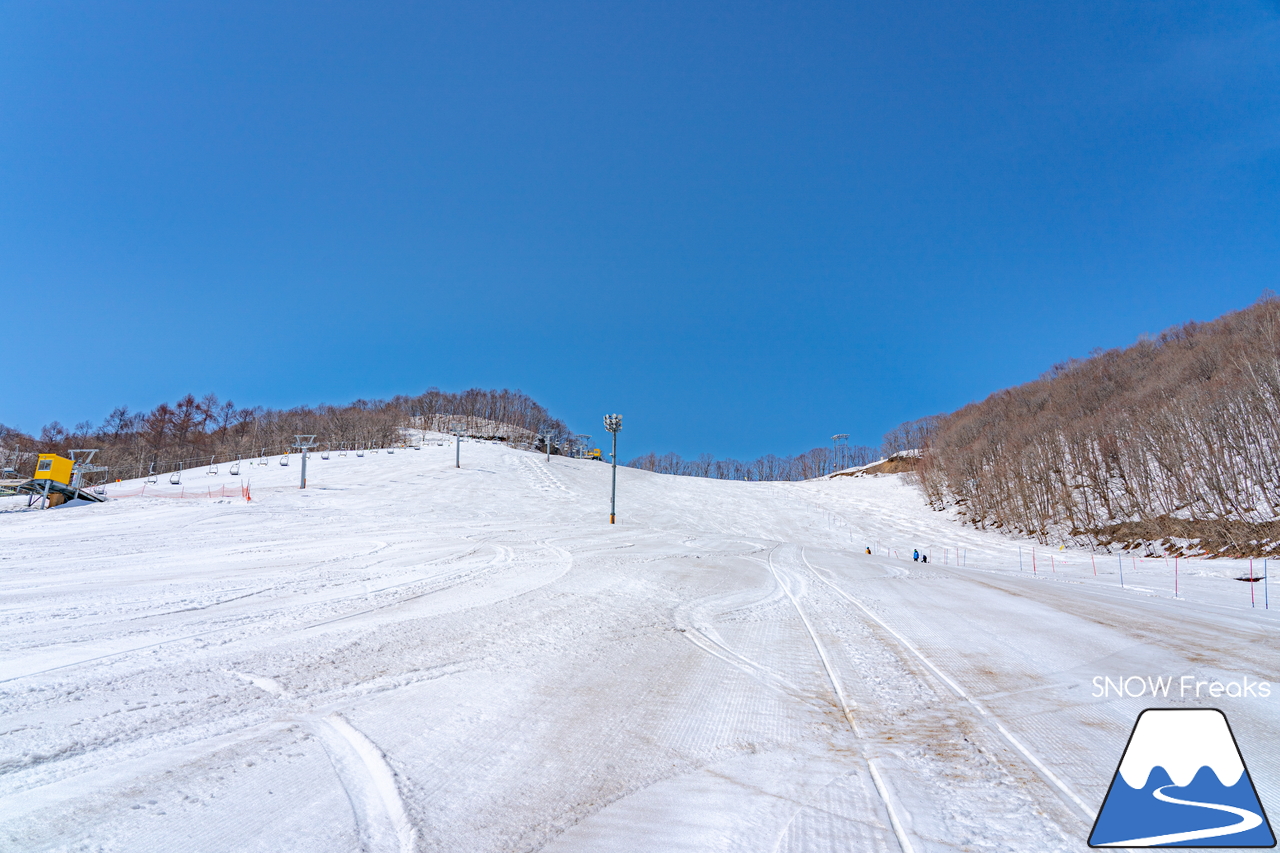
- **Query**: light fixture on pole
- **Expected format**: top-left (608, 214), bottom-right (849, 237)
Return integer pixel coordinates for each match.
top-left (293, 435), bottom-right (318, 488)
top-left (603, 414), bottom-right (622, 524)
top-left (832, 434), bottom-right (849, 475)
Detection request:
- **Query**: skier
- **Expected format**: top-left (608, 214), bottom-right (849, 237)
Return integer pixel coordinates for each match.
top-left (865, 547), bottom-right (871, 555)
top-left (922, 553), bottom-right (928, 563)
top-left (913, 549), bottom-right (919, 562)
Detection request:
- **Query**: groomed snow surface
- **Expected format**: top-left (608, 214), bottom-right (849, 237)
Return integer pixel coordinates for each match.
top-left (2, 436), bottom-right (1279, 852)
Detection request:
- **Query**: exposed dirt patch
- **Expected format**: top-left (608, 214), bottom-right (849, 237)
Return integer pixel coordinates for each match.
top-left (832, 455), bottom-right (919, 477)
top-left (1079, 515), bottom-right (1280, 558)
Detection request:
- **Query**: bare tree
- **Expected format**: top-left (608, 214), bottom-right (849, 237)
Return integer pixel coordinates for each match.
top-left (919, 294), bottom-right (1280, 556)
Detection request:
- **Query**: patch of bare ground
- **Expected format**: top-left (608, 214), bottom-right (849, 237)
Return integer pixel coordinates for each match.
top-left (1078, 516), bottom-right (1280, 558)
top-left (832, 453), bottom-right (920, 477)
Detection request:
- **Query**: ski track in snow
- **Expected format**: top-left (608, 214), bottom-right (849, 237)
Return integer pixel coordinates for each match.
top-left (314, 713), bottom-right (418, 853)
top-left (799, 547), bottom-right (1097, 822)
top-left (3, 436), bottom-right (1280, 852)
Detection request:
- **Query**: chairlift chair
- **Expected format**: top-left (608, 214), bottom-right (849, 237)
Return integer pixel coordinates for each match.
top-left (280, 453), bottom-right (289, 467)
top-left (170, 464), bottom-right (182, 485)
top-left (146, 463), bottom-right (158, 485)
top-left (321, 447), bottom-right (330, 460)
top-left (229, 457), bottom-right (241, 476)
top-left (357, 446), bottom-right (365, 457)
top-left (207, 455), bottom-right (218, 476)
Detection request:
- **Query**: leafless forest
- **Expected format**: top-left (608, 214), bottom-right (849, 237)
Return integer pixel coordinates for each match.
top-left (919, 295), bottom-right (1280, 556)
top-left (0, 388), bottom-right (569, 482)
top-left (11, 296), bottom-right (1278, 557)
top-left (627, 443), bottom-right (878, 481)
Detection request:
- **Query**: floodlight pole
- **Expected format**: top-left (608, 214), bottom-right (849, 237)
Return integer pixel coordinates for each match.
top-left (832, 434), bottom-right (849, 475)
top-left (604, 414), bottom-right (622, 524)
top-left (293, 435), bottom-right (317, 488)
top-left (453, 423), bottom-right (461, 468)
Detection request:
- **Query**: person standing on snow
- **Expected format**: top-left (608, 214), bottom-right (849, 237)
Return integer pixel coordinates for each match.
top-left (913, 549), bottom-right (919, 562)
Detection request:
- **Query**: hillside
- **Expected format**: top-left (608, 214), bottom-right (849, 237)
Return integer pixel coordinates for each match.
top-left (920, 296), bottom-right (1280, 557)
top-left (3, 437), bottom-right (1279, 851)
top-left (0, 387), bottom-right (572, 484)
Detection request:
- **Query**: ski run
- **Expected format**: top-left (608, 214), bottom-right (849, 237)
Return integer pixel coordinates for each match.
top-left (2, 435), bottom-right (1279, 852)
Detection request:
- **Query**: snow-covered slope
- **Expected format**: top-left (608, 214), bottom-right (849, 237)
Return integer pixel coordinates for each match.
top-left (2, 437), bottom-right (1278, 852)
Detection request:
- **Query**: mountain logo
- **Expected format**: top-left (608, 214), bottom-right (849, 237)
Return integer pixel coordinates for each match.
top-left (1089, 708), bottom-right (1275, 847)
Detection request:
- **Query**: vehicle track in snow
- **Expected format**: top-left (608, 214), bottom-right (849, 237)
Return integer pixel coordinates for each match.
top-left (0, 535), bottom-right (577, 805)
top-left (799, 547), bottom-right (1098, 823)
top-left (764, 544), bottom-right (919, 853)
top-left (0, 541), bottom-right (507, 684)
top-left (670, 550), bottom-right (814, 704)
top-left (669, 541), bottom-right (912, 852)
top-left (314, 713), bottom-right (418, 853)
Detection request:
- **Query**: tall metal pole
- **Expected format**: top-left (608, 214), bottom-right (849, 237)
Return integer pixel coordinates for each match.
top-left (293, 435), bottom-right (317, 488)
top-left (610, 431), bottom-right (618, 523)
top-left (604, 414), bottom-right (622, 524)
top-left (455, 428), bottom-right (461, 468)
top-left (832, 434), bottom-right (849, 475)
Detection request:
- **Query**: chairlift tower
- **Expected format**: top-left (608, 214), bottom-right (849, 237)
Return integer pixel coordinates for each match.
top-left (604, 414), bottom-right (622, 524)
top-left (832, 434), bottom-right (849, 475)
top-left (293, 435), bottom-right (318, 488)
top-left (68, 449), bottom-right (109, 489)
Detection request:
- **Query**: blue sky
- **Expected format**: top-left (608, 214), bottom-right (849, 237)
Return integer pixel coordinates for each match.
top-left (3, 1), bottom-right (1278, 459)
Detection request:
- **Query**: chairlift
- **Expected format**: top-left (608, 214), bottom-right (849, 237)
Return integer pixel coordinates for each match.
top-left (339, 445), bottom-right (347, 457)
top-left (146, 463), bottom-right (158, 485)
top-left (357, 446), bottom-right (365, 457)
top-left (93, 485), bottom-right (106, 495)
top-left (229, 457), bottom-right (241, 476)
top-left (170, 463), bottom-right (183, 485)
top-left (321, 447), bottom-right (330, 460)
top-left (388, 447), bottom-right (395, 454)
top-left (207, 455), bottom-right (218, 476)
top-left (280, 453), bottom-right (289, 467)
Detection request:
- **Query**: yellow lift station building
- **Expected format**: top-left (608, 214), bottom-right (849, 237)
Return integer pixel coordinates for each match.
top-left (34, 454), bottom-right (74, 485)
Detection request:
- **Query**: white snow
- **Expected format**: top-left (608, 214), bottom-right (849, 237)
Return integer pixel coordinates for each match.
top-left (2, 436), bottom-right (1280, 852)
